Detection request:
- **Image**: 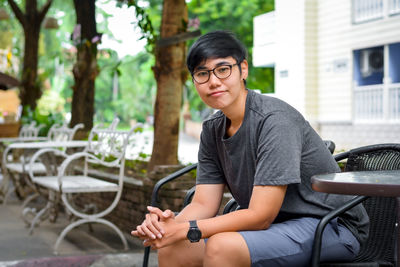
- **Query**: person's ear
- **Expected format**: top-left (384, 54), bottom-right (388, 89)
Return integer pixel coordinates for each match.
top-left (240, 60), bottom-right (249, 80)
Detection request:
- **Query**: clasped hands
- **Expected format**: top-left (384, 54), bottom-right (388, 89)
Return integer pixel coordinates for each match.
top-left (131, 206), bottom-right (183, 249)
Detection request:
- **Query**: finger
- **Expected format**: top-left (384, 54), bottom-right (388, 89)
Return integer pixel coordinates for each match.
top-left (143, 239), bottom-right (151, 247)
top-left (141, 216), bottom-right (162, 240)
top-left (147, 206), bottom-right (165, 218)
top-left (145, 213), bottom-right (165, 237)
top-left (162, 209), bottom-right (175, 219)
top-left (131, 230), bottom-right (139, 237)
top-left (143, 239), bottom-right (158, 248)
top-left (131, 230), bottom-right (148, 241)
top-left (136, 225), bottom-right (147, 237)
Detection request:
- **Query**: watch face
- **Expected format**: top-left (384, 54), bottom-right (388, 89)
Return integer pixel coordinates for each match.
top-left (188, 228), bottom-right (201, 242)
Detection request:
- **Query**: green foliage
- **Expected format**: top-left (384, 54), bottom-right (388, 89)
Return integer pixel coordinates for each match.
top-left (0, 1), bottom-right (25, 76)
top-left (95, 50), bottom-right (156, 125)
top-left (21, 106), bottom-right (64, 136)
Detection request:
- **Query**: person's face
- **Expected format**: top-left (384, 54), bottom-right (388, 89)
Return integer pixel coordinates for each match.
top-left (192, 57), bottom-right (248, 111)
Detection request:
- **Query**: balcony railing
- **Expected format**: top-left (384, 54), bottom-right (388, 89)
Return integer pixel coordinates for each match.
top-left (389, 0), bottom-right (400, 14)
top-left (389, 84), bottom-right (400, 120)
top-left (354, 83), bottom-right (400, 121)
top-left (353, 0), bottom-right (400, 24)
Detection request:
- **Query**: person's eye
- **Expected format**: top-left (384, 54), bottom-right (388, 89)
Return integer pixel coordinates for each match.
top-left (195, 71), bottom-right (209, 78)
top-left (216, 66), bottom-right (230, 74)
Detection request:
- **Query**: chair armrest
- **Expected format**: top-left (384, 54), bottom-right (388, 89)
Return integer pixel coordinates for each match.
top-left (150, 163), bottom-right (198, 207)
top-left (55, 152), bottom-right (109, 188)
top-left (334, 151), bottom-right (350, 162)
top-left (323, 140), bottom-right (336, 154)
top-left (28, 148), bottom-right (69, 179)
top-left (311, 195), bottom-right (369, 267)
top-left (183, 186), bottom-right (196, 207)
top-left (223, 198), bottom-right (240, 214)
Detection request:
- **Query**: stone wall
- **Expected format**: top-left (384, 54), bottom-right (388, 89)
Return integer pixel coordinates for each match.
top-left (74, 164), bottom-right (197, 235)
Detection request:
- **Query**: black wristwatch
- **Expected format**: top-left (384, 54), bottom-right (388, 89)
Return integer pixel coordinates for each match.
top-left (187, 220), bottom-right (202, 243)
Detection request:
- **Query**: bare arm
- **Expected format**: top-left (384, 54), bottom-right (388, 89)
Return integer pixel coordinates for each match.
top-left (146, 184), bottom-right (287, 249)
top-left (131, 183), bottom-right (224, 241)
top-left (175, 183), bottom-right (225, 222)
top-left (198, 185), bottom-right (287, 236)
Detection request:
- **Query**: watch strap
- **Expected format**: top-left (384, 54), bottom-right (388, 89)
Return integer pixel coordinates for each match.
top-left (189, 220), bottom-right (198, 228)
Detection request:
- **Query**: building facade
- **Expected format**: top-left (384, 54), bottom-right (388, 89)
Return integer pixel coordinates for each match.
top-left (253, 0), bottom-right (400, 150)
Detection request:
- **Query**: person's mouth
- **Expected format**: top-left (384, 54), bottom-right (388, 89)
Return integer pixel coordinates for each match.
top-left (209, 90), bottom-right (226, 97)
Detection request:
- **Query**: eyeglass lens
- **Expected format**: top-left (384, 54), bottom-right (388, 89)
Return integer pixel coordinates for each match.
top-left (193, 65), bottom-right (233, 84)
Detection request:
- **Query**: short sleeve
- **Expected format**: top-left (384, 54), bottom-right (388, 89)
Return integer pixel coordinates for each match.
top-left (254, 112), bottom-right (303, 185)
top-left (196, 121), bottom-right (226, 185)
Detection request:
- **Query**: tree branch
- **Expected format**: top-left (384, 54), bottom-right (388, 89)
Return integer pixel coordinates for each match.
top-left (38, 0), bottom-right (53, 23)
top-left (7, 0), bottom-right (26, 27)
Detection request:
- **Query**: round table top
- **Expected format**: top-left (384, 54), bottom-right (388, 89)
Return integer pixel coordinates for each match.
top-left (311, 170), bottom-right (400, 197)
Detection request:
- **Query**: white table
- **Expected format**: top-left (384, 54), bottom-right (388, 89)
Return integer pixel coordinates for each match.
top-left (5, 140), bottom-right (88, 150)
top-left (0, 137), bottom-right (48, 144)
top-left (1, 140), bottom-right (88, 204)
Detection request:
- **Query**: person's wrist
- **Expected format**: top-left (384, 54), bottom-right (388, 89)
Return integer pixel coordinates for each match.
top-left (186, 220), bottom-right (202, 242)
top-left (181, 221), bottom-right (190, 241)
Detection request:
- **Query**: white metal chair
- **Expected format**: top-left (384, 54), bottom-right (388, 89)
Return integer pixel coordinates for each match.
top-left (26, 119), bottom-right (142, 253)
top-left (1, 123), bottom-right (84, 204)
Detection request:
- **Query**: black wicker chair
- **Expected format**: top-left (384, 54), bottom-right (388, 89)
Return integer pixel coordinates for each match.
top-left (311, 143), bottom-right (400, 267)
top-left (141, 140), bottom-right (336, 267)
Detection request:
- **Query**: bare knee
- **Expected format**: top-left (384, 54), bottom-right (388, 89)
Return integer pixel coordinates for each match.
top-left (158, 241), bottom-right (204, 267)
top-left (204, 232), bottom-right (250, 267)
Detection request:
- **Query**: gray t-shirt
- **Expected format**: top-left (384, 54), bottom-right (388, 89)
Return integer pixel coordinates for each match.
top-left (196, 89), bottom-right (369, 244)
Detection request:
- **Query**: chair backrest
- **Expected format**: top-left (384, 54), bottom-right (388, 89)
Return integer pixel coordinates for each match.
top-left (19, 122), bottom-right (44, 138)
top-left (84, 118), bottom-right (143, 170)
top-left (334, 143), bottom-right (400, 264)
top-left (47, 122), bottom-right (84, 141)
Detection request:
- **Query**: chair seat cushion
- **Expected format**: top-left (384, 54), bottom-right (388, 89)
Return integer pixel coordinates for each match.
top-left (32, 175), bottom-right (119, 193)
top-left (6, 162), bottom-right (47, 174)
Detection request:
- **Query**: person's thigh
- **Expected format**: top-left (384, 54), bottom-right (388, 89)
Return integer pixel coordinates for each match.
top-left (158, 239), bottom-right (205, 267)
top-left (239, 217), bottom-right (359, 267)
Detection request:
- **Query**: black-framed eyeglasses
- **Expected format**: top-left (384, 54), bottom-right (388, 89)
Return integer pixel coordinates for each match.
top-left (192, 64), bottom-right (238, 84)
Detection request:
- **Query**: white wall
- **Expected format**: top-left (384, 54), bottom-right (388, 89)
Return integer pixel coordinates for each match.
top-left (253, 12), bottom-right (276, 67)
top-left (274, 0), bottom-right (307, 115)
top-left (317, 0), bottom-right (400, 123)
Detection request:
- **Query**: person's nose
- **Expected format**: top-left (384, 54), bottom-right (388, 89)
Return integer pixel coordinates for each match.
top-left (208, 71), bottom-right (221, 88)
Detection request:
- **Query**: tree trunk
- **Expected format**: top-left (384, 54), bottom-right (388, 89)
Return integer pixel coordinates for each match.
top-left (7, 0), bottom-right (52, 112)
top-left (148, 0), bottom-right (188, 171)
top-left (20, 20), bottom-right (41, 110)
top-left (70, 0), bottom-right (98, 133)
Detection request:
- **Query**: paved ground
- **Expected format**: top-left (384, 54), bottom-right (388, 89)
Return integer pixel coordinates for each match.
top-left (0, 195), bottom-right (159, 267)
top-left (0, 131), bottom-right (200, 267)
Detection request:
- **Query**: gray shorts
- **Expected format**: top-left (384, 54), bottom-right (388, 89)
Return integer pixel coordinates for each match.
top-left (238, 217), bottom-right (360, 267)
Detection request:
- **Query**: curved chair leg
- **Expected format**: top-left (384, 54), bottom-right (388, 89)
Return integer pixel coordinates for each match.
top-left (28, 201), bottom-right (51, 234)
top-left (21, 192), bottom-right (40, 210)
top-left (53, 218), bottom-right (129, 254)
top-left (2, 185), bottom-right (15, 205)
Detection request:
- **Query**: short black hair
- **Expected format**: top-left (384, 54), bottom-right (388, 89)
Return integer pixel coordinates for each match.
top-left (186, 30), bottom-right (248, 74)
